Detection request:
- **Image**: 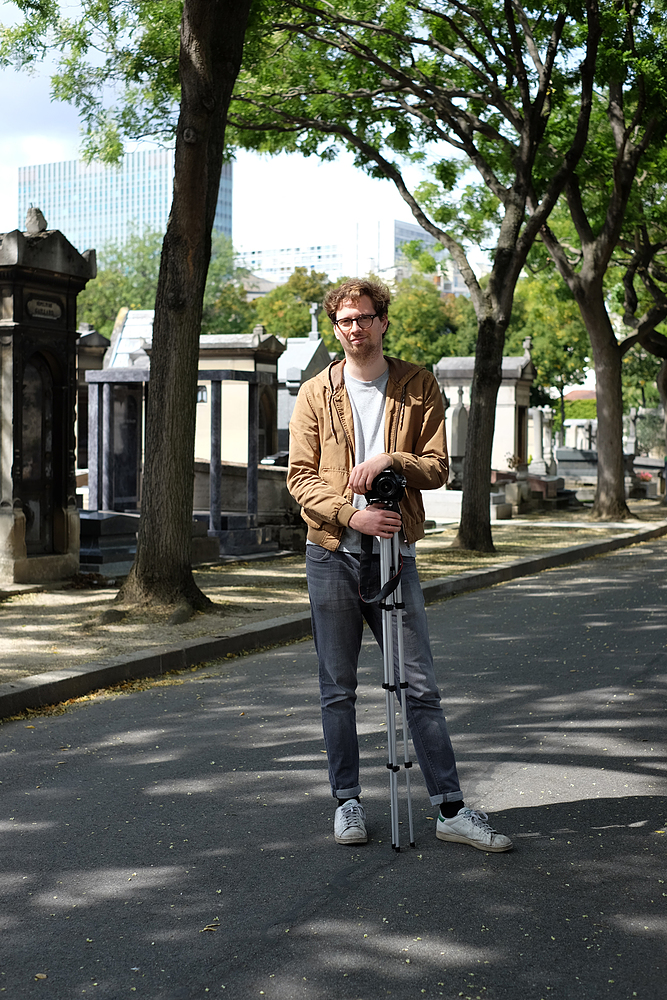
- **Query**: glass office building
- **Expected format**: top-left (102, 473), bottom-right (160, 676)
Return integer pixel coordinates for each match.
top-left (17, 148), bottom-right (232, 253)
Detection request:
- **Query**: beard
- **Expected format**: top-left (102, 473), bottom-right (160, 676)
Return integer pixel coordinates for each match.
top-left (344, 336), bottom-right (383, 363)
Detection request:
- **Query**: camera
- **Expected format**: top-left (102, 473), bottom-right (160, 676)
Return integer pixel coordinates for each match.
top-left (365, 468), bottom-right (406, 506)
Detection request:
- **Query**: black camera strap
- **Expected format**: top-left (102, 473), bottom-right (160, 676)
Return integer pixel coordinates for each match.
top-left (358, 496), bottom-right (404, 603)
top-left (357, 474), bottom-right (406, 604)
top-left (358, 532), bottom-right (403, 604)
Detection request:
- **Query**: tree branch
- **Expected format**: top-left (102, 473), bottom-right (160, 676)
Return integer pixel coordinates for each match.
top-left (513, 1), bottom-right (600, 259)
top-left (279, 2), bottom-right (527, 132)
top-left (539, 223), bottom-right (578, 288)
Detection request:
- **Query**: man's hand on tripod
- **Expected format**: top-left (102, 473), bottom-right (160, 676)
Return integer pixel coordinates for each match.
top-left (349, 505), bottom-right (401, 538)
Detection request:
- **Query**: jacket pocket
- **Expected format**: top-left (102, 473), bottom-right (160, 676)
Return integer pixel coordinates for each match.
top-left (302, 510), bottom-right (323, 529)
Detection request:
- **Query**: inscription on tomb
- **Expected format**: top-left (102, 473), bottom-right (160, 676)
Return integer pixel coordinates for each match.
top-left (26, 297), bottom-right (62, 321)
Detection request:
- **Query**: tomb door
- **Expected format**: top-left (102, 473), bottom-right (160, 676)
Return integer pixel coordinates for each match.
top-left (516, 405), bottom-right (528, 464)
top-left (112, 384), bottom-right (143, 511)
top-left (21, 353), bottom-right (58, 554)
top-left (259, 386), bottom-right (276, 460)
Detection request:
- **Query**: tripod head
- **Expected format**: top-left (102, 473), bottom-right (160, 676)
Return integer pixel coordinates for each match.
top-left (365, 469), bottom-right (406, 509)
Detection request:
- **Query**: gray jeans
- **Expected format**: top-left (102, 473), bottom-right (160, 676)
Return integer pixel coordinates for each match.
top-left (306, 546), bottom-right (462, 806)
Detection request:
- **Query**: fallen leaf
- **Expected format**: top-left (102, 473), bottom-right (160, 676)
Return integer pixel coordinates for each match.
top-left (35, 973), bottom-right (47, 980)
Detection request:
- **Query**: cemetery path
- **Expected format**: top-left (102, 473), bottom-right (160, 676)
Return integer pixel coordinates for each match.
top-left (1, 500), bottom-right (667, 709)
top-left (0, 534), bottom-right (665, 999)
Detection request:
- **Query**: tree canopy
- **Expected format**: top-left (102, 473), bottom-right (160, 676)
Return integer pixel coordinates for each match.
top-left (533, 5), bottom-right (667, 517)
top-left (230, 1), bottom-right (603, 549)
top-left (1, 1), bottom-right (183, 162)
top-left (505, 269), bottom-right (590, 413)
top-left (620, 345), bottom-right (663, 410)
top-left (382, 275), bottom-right (469, 368)
top-left (77, 229), bottom-right (256, 339)
top-left (229, 2), bottom-right (599, 306)
top-left (253, 266), bottom-right (334, 342)
top-left (201, 234), bottom-right (257, 337)
top-left (77, 227), bottom-right (163, 338)
top-left (11, 1), bottom-right (654, 548)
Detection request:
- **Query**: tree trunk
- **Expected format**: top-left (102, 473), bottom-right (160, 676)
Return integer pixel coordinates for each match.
top-left (574, 289), bottom-right (631, 520)
top-left (119, 0), bottom-right (253, 608)
top-left (454, 315), bottom-right (504, 551)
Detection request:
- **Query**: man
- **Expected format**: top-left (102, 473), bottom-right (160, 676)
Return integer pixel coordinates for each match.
top-left (287, 277), bottom-right (512, 852)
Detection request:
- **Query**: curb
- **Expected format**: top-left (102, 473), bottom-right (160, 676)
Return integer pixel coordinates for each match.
top-left (420, 521), bottom-right (667, 603)
top-left (2, 521), bottom-right (666, 719)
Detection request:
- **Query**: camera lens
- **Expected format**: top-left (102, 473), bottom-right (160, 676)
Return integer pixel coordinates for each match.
top-left (365, 470), bottom-right (406, 505)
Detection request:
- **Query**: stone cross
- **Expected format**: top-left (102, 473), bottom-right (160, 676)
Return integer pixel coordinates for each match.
top-left (309, 303), bottom-right (319, 340)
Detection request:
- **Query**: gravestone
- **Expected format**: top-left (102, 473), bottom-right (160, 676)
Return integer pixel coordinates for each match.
top-left (448, 387), bottom-right (468, 489)
top-left (76, 323), bottom-right (110, 472)
top-left (277, 335), bottom-right (331, 451)
top-left (528, 406), bottom-right (547, 475)
top-left (0, 212), bottom-right (95, 583)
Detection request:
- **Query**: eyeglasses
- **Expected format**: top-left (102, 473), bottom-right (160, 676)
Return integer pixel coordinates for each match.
top-left (334, 313), bottom-right (378, 332)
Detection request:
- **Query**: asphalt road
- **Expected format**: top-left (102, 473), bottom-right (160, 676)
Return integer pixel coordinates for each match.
top-left (1, 541), bottom-right (666, 1000)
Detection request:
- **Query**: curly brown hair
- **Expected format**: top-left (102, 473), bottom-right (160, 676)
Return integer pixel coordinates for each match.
top-left (323, 277), bottom-right (391, 322)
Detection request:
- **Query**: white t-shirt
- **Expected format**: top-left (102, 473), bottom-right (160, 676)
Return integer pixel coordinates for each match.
top-left (338, 367), bottom-right (415, 556)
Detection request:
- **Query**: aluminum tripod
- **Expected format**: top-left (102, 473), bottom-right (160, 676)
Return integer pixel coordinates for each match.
top-left (378, 529), bottom-right (415, 852)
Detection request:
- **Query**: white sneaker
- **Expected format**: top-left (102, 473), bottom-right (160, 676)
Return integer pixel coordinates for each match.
top-left (436, 807), bottom-right (513, 852)
top-left (334, 799), bottom-right (368, 845)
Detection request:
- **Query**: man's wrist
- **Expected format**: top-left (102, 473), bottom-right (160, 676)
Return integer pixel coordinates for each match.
top-left (348, 509), bottom-right (362, 530)
top-left (338, 502), bottom-right (358, 528)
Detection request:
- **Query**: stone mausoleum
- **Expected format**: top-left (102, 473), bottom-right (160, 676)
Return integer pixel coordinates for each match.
top-left (0, 213), bottom-right (95, 583)
top-left (434, 341), bottom-right (537, 471)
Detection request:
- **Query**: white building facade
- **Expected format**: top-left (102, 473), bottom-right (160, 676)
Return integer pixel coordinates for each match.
top-left (236, 218), bottom-right (468, 292)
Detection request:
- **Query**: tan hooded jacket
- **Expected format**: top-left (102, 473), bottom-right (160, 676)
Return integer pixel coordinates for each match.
top-left (286, 356), bottom-right (449, 550)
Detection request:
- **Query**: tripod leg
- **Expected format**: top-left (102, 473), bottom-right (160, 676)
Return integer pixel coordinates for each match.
top-left (392, 532), bottom-right (415, 848)
top-left (380, 536), bottom-right (400, 851)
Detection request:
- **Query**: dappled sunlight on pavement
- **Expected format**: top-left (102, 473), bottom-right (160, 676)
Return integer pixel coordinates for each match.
top-left (1, 532), bottom-right (666, 997)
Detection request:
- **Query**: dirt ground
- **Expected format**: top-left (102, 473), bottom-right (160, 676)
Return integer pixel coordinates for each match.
top-left (1, 500), bottom-right (665, 685)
